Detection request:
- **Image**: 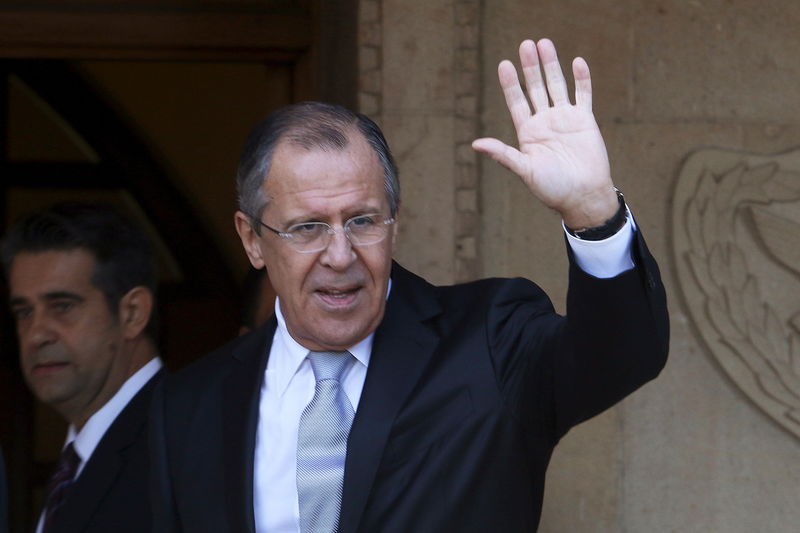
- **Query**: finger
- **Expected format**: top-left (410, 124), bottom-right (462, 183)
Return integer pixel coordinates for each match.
top-left (536, 38), bottom-right (570, 107)
top-left (497, 60), bottom-right (532, 133)
top-left (573, 57), bottom-right (592, 110)
top-left (519, 39), bottom-right (549, 112)
top-left (472, 138), bottom-right (531, 179)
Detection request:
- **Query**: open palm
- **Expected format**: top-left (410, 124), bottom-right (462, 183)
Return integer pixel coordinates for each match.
top-left (473, 39), bottom-right (616, 229)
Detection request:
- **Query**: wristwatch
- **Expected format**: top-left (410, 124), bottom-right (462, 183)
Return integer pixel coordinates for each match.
top-left (565, 188), bottom-right (627, 241)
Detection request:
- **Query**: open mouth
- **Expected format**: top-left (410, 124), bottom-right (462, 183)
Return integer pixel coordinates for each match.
top-left (315, 286), bottom-right (361, 307)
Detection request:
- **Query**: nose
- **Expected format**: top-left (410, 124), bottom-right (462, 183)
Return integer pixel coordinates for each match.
top-left (319, 227), bottom-right (356, 270)
top-left (20, 311), bottom-right (57, 352)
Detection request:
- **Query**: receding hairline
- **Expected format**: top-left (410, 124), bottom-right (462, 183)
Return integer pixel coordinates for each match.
top-left (277, 122), bottom-right (366, 154)
top-left (264, 126), bottom-right (385, 186)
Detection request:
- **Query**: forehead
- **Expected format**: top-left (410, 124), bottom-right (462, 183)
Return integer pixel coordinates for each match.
top-left (263, 132), bottom-right (386, 215)
top-left (9, 249), bottom-right (98, 298)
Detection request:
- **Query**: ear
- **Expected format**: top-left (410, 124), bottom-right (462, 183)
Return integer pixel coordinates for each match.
top-left (118, 286), bottom-right (153, 340)
top-left (235, 211), bottom-right (266, 269)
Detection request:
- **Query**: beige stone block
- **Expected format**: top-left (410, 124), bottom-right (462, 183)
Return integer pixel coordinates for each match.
top-left (359, 68), bottom-right (381, 94)
top-left (479, 141), bottom-right (567, 310)
top-left (741, 123), bottom-right (800, 155)
top-left (599, 123), bottom-right (800, 531)
top-left (454, 116), bottom-right (477, 142)
top-left (540, 409), bottom-right (620, 532)
top-left (620, 318), bottom-right (800, 532)
top-left (456, 188), bottom-right (477, 212)
top-left (455, 256), bottom-right (480, 282)
top-left (359, 45), bottom-right (380, 71)
top-left (455, 142), bottom-right (476, 165)
top-left (455, 47), bottom-right (478, 72)
top-left (456, 21), bottom-right (479, 47)
top-left (480, 0), bottom-right (633, 125)
top-left (456, 236), bottom-right (476, 258)
top-left (456, 161), bottom-right (477, 188)
top-left (455, 70), bottom-right (478, 97)
top-left (358, 92), bottom-right (380, 116)
top-left (600, 122), bottom-right (748, 261)
top-left (359, 21), bottom-right (382, 47)
top-left (383, 112), bottom-right (456, 285)
top-left (631, 0), bottom-right (800, 123)
top-left (455, 210), bottom-right (478, 237)
top-left (455, 0), bottom-right (479, 26)
top-left (359, 0), bottom-right (380, 24)
top-left (383, 0), bottom-right (455, 111)
top-left (456, 95), bottom-right (477, 116)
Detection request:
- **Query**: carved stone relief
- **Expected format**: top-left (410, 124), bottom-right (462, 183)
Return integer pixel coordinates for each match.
top-left (673, 148), bottom-right (800, 440)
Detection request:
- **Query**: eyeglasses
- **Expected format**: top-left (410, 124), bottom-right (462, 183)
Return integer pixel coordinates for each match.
top-left (252, 213), bottom-right (396, 253)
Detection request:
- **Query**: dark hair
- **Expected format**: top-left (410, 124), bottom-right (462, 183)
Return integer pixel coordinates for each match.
top-left (236, 101), bottom-right (400, 231)
top-left (1, 201), bottom-right (158, 338)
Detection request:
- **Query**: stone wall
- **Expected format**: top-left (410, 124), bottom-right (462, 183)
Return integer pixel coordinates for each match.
top-left (360, 0), bottom-right (800, 531)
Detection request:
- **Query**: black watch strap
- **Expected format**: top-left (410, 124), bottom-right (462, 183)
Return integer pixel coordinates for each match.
top-left (565, 189), bottom-right (628, 241)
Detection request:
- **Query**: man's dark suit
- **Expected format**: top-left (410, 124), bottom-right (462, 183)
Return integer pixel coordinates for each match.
top-left (47, 371), bottom-right (163, 533)
top-left (1, 446), bottom-right (8, 533)
top-left (151, 232), bottom-right (668, 533)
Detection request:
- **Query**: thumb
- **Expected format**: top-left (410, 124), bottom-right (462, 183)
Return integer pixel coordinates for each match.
top-left (472, 138), bottom-right (530, 179)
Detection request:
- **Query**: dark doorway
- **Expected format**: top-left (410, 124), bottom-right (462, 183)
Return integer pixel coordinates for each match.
top-left (0, 3), bottom-right (357, 530)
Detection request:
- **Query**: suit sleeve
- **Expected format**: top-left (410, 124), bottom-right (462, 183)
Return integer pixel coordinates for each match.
top-left (554, 228), bottom-right (668, 434)
top-left (489, 227), bottom-right (669, 442)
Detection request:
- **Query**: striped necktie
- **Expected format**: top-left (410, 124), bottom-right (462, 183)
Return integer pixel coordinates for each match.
top-left (42, 441), bottom-right (80, 533)
top-left (296, 350), bottom-right (355, 533)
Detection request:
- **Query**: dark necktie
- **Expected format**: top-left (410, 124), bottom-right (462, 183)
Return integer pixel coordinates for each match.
top-left (296, 350), bottom-right (355, 533)
top-left (41, 442), bottom-right (80, 533)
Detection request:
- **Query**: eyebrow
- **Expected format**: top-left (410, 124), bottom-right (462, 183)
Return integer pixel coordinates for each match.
top-left (9, 291), bottom-right (85, 307)
top-left (282, 207), bottom-right (385, 228)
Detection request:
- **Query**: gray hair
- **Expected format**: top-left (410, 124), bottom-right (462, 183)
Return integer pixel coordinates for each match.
top-left (236, 102), bottom-right (400, 232)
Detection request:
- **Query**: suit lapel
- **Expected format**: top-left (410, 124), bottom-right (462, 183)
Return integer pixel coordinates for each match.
top-left (222, 318), bottom-right (276, 533)
top-left (54, 371), bottom-right (163, 533)
top-left (55, 448), bottom-right (122, 533)
top-left (338, 263), bottom-right (442, 533)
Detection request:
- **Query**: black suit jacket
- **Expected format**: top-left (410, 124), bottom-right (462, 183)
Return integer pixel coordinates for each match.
top-left (1, 446), bottom-right (8, 533)
top-left (47, 370), bottom-right (163, 533)
top-left (151, 232), bottom-right (669, 532)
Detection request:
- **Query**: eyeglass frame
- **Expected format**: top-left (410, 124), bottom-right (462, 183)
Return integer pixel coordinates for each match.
top-left (249, 212), bottom-right (396, 253)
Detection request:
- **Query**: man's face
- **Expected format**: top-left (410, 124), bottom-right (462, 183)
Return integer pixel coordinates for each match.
top-left (237, 132), bottom-right (396, 351)
top-left (9, 249), bottom-right (131, 427)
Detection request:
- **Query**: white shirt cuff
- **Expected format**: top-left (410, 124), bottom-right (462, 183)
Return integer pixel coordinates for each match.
top-left (563, 207), bottom-right (636, 279)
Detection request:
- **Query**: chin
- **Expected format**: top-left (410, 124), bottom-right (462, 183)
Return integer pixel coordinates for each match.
top-left (309, 324), bottom-right (371, 351)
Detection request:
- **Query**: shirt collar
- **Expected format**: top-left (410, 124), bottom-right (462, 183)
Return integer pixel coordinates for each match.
top-left (66, 356), bottom-right (163, 472)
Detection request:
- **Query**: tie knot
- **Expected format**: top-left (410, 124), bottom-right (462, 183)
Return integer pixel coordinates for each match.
top-left (56, 442), bottom-right (81, 479)
top-left (307, 350), bottom-right (351, 382)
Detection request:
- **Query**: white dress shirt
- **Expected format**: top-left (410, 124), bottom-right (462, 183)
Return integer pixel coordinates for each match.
top-left (253, 297), bottom-right (374, 533)
top-left (253, 216), bottom-right (636, 533)
top-left (35, 356), bottom-right (163, 533)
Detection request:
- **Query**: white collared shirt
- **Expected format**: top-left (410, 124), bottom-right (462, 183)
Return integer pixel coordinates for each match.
top-left (252, 219), bottom-right (635, 532)
top-left (36, 356), bottom-right (163, 533)
top-left (253, 298), bottom-right (374, 533)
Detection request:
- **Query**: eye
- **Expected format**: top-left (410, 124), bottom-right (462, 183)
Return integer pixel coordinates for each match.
top-left (348, 215), bottom-right (376, 228)
top-left (10, 306), bottom-right (31, 321)
top-left (51, 300), bottom-right (76, 314)
top-left (291, 222), bottom-right (323, 235)
top-left (286, 222), bottom-right (327, 242)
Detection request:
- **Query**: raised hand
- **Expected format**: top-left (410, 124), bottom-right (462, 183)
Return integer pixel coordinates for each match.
top-left (472, 38), bottom-right (618, 230)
